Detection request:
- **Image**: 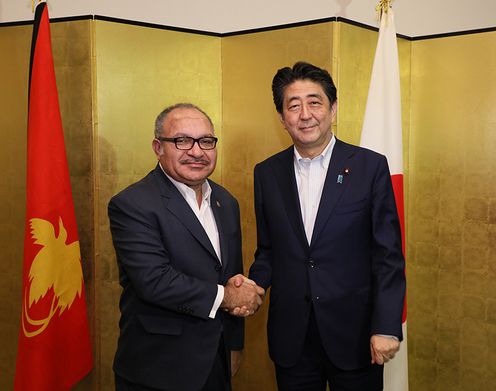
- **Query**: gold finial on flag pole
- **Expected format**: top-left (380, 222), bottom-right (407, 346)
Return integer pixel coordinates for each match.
top-left (376, 0), bottom-right (393, 18)
top-left (32, 0), bottom-right (44, 13)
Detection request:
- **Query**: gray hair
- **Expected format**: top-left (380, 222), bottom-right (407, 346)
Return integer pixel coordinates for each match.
top-left (154, 103), bottom-right (214, 138)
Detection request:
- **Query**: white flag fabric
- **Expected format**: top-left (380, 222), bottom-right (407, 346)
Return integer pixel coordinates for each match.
top-left (360, 7), bottom-right (409, 391)
top-left (361, 8), bottom-right (403, 175)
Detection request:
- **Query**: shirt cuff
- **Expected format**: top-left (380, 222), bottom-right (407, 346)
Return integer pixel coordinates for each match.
top-left (209, 285), bottom-right (224, 319)
top-left (374, 334), bottom-right (399, 341)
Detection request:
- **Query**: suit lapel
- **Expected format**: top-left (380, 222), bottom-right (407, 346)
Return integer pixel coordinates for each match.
top-left (311, 139), bottom-right (357, 246)
top-left (210, 189), bottom-right (229, 268)
top-left (153, 167), bottom-right (219, 262)
top-left (273, 147), bottom-right (309, 251)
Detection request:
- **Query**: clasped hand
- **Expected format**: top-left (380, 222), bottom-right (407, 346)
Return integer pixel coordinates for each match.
top-left (221, 274), bottom-right (265, 317)
top-left (370, 335), bottom-right (400, 365)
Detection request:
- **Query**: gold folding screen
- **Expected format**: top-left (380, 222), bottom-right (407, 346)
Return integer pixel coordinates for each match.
top-left (222, 23), bottom-right (334, 389)
top-left (1, 15), bottom-right (496, 391)
top-left (94, 20), bottom-right (223, 389)
top-left (0, 24), bottom-right (31, 390)
top-left (408, 32), bottom-right (496, 390)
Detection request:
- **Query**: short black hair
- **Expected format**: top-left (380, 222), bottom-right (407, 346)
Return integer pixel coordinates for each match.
top-left (272, 61), bottom-right (337, 114)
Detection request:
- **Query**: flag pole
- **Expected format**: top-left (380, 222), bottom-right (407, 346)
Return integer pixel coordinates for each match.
top-left (32, 1), bottom-right (43, 14)
top-left (376, 0), bottom-right (393, 15)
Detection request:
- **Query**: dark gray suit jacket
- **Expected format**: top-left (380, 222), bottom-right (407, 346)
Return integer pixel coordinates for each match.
top-left (249, 139), bottom-right (405, 370)
top-left (109, 165), bottom-right (244, 390)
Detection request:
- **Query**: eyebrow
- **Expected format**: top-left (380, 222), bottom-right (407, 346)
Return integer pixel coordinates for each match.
top-left (171, 132), bottom-right (215, 138)
top-left (287, 93), bottom-right (324, 103)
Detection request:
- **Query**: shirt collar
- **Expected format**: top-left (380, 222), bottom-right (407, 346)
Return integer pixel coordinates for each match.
top-left (159, 163), bottom-right (212, 205)
top-left (293, 134), bottom-right (336, 170)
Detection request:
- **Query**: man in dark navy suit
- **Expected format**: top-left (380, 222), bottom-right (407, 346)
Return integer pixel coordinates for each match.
top-left (249, 62), bottom-right (406, 390)
top-left (109, 103), bottom-right (264, 391)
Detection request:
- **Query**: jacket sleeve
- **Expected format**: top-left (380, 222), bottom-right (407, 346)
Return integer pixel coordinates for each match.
top-left (248, 164), bottom-right (273, 290)
top-left (370, 155), bottom-right (406, 339)
top-left (221, 197), bottom-right (245, 351)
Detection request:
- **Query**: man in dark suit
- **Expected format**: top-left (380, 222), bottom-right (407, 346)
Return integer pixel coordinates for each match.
top-left (109, 103), bottom-right (264, 391)
top-left (249, 62), bottom-right (406, 390)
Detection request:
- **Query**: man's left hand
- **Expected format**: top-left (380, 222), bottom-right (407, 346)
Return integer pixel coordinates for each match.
top-left (370, 335), bottom-right (400, 365)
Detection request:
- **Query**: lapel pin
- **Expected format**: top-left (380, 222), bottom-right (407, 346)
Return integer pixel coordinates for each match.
top-left (337, 174), bottom-right (343, 184)
top-left (344, 168), bottom-right (351, 175)
top-left (216, 201), bottom-right (221, 208)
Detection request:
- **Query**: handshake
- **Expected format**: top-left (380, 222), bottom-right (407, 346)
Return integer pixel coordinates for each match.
top-left (221, 274), bottom-right (265, 317)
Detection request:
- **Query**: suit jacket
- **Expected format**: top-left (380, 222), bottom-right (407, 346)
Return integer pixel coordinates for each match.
top-left (249, 138), bottom-right (405, 370)
top-left (108, 165), bottom-right (244, 391)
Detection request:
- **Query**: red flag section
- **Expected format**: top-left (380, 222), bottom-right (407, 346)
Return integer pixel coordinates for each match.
top-left (391, 174), bottom-right (407, 324)
top-left (14, 3), bottom-right (93, 390)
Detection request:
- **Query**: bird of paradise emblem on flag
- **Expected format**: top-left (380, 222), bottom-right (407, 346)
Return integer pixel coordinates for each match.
top-left (22, 217), bottom-right (84, 337)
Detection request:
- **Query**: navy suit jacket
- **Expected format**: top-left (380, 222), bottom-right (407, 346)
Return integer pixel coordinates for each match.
top-left (249, 138), bottom-right (405, 370)
top-left (108, 165), bottom-right (244, 390)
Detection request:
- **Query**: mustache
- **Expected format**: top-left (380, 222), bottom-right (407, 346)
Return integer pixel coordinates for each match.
top-left (179, 158), bottom-right (210, 165)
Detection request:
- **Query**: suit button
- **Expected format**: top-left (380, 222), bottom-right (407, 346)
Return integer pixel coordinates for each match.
top-left (214, 264), bottom-right (222, 271)
top-left (308, 260), bottom-right (315, 268)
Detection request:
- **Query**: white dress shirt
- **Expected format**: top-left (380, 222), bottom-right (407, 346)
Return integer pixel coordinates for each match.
top-left (294, 135), bottom-right (336, 244)
top-left (161, 165), bottom-right (224, 319)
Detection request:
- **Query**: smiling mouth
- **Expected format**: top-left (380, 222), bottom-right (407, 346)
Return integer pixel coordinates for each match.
top-left (299, 124), bottom-right (317, 131)
top-left (180, 159), bottom-right (209, 167)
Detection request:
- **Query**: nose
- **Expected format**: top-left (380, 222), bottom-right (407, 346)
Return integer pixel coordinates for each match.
top-left (300, 103), bottom-right (311, 120)
top-left (187, 141), bottom-right (204, 157)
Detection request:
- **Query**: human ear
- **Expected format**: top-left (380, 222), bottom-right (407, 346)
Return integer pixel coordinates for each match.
top-left (152, 139), bottom-right (163, 158)
top-left (331, 102), bottom-right (338, 120)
